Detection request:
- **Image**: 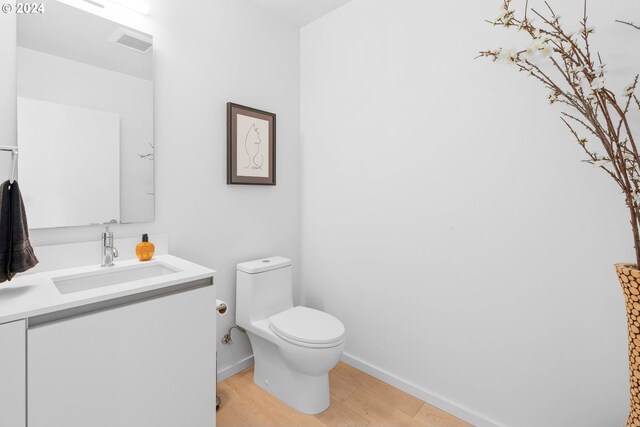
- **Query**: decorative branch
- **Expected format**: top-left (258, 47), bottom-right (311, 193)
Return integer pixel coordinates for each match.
top-left (479, 0), bottom-right (640, 265)
top-left (137, 142), bottom-right (154, 160)
top-left (616, 20), bottom-right (640, 31)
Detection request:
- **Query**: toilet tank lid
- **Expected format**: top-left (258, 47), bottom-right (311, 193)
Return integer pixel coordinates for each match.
top-left (237, 256), bottom-right (291, 274)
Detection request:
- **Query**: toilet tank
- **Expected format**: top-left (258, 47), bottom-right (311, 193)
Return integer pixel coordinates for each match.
top-left (236, 257), bottom-right (294, 326)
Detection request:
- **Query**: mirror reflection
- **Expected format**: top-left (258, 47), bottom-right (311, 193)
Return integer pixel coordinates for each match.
top-left (16, 0), bottom-right (154, 229)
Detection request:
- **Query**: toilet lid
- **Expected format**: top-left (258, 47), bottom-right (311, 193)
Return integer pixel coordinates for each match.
top-left (269, 306), bottom-right (345, 346)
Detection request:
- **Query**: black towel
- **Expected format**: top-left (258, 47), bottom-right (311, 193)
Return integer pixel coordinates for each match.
top-left (0, 180), bottom-right (38, 282)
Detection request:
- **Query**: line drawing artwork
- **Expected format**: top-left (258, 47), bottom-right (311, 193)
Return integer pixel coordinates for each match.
top-left (244, 123), bottom-right (264, 170)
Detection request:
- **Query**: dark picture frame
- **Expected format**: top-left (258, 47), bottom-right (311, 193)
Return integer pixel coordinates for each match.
top-left (227, 102), bottom-right (276, 185)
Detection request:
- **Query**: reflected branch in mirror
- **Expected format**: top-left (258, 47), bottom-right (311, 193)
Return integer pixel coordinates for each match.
top-left (137, 143), bottom-right (154, 160)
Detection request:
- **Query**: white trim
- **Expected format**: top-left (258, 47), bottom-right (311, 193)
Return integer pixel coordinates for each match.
top-left (341, 352), bottom-right (501, 427)
top-left (217, 355), bottom-right (254, 382)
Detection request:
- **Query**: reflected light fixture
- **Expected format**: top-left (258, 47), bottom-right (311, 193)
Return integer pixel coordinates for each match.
top-left (109, 0), bottom-right (150, 15)
top-left (78, 0), bottom-right (105, 8)
top-left (74, 0), bottom-right (150, 15)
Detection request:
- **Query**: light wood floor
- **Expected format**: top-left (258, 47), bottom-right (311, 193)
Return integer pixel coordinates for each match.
top-left (217, 362), bottom-right (472, 427)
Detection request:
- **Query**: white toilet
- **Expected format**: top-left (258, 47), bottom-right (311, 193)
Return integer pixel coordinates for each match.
top-left (236, 256), bottom-right (345, 414)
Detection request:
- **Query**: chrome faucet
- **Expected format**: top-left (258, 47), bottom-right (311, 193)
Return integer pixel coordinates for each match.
top-left (101, 226), bottom-right (119, 267)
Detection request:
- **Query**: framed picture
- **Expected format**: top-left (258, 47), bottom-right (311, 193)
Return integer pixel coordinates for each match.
top-left (227, 102), bottom-right (276, 185)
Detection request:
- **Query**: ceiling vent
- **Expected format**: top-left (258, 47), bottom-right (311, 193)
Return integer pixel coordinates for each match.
top-left (108, 27), bottom-right (152, 53)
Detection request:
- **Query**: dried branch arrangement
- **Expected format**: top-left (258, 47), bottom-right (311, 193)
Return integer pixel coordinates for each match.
top-left (479, 0), bottom-right (640, 265)
top-left (616, 20), bottom-right (640, 31)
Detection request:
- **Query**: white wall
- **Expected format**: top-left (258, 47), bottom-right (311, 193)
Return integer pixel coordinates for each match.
top-left (0, 12), bottom-right (16, 177)
top-left (301, 1), bottom-right (638, 426)
top-left (1, 0), bottom-right (300, 377)
top-left (149, 0), bottom-right (300, 376)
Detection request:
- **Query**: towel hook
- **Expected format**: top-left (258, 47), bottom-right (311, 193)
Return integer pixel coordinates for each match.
top-left (9, 148), bottom-right (18, 184)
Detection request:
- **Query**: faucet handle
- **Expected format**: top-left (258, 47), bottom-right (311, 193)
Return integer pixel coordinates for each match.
top-left (102, 225), bottom-right (113, 238)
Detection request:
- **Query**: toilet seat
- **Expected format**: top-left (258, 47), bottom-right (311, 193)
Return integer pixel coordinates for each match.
top-left (269, 306), bottom-right (345, 348)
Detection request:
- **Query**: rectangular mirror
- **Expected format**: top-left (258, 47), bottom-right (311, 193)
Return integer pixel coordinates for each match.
top-left (16, 0), bottom-right (154, 229)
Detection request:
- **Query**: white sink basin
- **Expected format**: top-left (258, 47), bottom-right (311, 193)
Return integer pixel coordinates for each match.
top-left (53, 262), bottom-right (180, 295)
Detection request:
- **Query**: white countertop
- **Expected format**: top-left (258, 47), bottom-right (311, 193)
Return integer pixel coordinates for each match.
top-left (0, 254), bottom-right (216, 325)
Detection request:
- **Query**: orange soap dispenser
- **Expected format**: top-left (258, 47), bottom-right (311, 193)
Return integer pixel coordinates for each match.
top-left (136, 234), bottom-right (155, 261)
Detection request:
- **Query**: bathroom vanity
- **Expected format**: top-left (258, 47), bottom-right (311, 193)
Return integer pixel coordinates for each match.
top-left (2, 3), bottom-right (218, 425)
top-left (0, 2), bottom-right (220, 425)
top-left (0, 255), bottom-right (216, 427)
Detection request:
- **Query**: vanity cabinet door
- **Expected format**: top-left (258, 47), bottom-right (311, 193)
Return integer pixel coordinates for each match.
top-left (0, 320), bottom-right (26, 427)
top-left (27, 285), bottom-right (216, 427)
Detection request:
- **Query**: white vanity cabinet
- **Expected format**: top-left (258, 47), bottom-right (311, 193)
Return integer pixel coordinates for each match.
top-left (0, 320), bottom-right (26, 427)
top-left (27, 282), bottom-right (216, 427)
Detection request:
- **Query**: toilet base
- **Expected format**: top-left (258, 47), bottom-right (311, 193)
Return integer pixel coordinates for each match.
top-left (249, 332), bottom-right (330, 414)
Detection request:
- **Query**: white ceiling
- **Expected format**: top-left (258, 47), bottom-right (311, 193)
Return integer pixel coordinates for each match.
top-left (249, 0), bottom-right (352, 28)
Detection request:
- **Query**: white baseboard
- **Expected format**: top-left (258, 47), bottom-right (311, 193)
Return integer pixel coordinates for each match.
top-left (217, 355), bottom-right (254, 382)
top-left (341, 352), bottom-right (500, 427)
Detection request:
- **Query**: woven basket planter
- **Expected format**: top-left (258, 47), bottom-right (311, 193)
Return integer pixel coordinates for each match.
top-left (616, 263), bottom-right (640, 427)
